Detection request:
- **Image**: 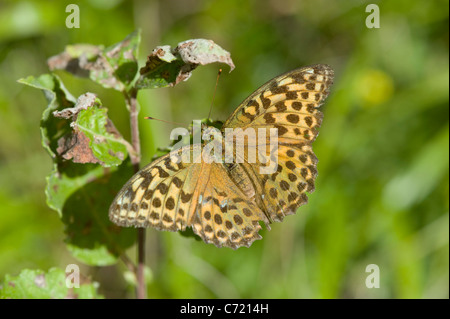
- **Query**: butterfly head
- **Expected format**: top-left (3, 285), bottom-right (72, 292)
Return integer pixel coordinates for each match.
top-left (202, 125), bottom-right (222, 140)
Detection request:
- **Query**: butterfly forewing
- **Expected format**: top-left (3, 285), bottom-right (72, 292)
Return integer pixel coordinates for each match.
top-left (223, 64), bottom-right (333, 135)
top-left (223, 64), bottom-right (334, 225)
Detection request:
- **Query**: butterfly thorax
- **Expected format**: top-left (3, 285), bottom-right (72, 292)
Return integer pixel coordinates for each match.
top-left (202, 125), bottom-right (221, 139)
top-left (201, 126), bottom-right (256, 198)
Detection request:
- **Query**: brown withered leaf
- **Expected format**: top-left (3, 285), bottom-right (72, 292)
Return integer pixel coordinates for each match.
top-left (47, 44), bottom-right (102, 78)
top-left (57, 130), bottom-right (102, 165)
top-left (53, 92), bottom-right (97, 120)
top-left (136, 39), bottom-right (234, 89)
top-left (48, 31), bottom-right (140, 91)
top-left (174, 39), bottom-right (235, 70)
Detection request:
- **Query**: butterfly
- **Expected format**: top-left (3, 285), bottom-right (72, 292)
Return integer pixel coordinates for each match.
top-left (109, 64), bottom-right (334, 249)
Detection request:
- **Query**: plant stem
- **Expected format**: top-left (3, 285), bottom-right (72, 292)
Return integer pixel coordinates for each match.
top-left (127, 88), bottom-right (141, 171)
top-left (136, 228), bottom-right (146, 298)
top-left (125, 87), bottom-right (147, 299)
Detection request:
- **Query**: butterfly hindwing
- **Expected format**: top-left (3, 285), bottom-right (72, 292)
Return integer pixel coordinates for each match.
top-left (109, 144), bottom-right (200, 230)
top-left (190, 163), bottom-right (269, 249)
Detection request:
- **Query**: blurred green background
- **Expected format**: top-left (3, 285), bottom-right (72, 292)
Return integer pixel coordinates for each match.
top-left (0, 0), bottom-right (448, 298)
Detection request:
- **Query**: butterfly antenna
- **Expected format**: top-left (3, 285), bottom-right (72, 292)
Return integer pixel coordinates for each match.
top-left (144, 116), bottom-right (185, 126)
top-left (207, 69), bottom-right (222, 120)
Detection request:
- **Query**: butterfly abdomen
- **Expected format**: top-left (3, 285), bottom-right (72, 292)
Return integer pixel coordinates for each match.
top-left (224, 162), bottom-right (256, 199)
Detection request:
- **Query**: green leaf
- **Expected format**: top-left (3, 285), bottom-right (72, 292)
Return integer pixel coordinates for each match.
top-left (67, 243), bottom-right (119, 266)
top-left (0, 268), bottom-right (103, 299)
top-left (48, 30), bottom-right (141, 92)
top-left (19, 76), bottom-right (137, 266)
top-left (19, 76), bottom-right (129, 168)
top-left (137, 58), bottom-right (186, 89)
top-left (74, 102), bottom-right (129, 167)
top-left (136, 38), bottom-right (235, 89)
top-left (103, 30), bottom-right (140, 89)
top-left (18, 74), bottom-right (76, 158)
top-left (47, 160), bottom-right (136, 266)
top-left (53, 92), bottom-right (130, 167)
top-left (46, 162), bottom-right (105, 214)
top-left (59, 160), bottom-right (137, 266)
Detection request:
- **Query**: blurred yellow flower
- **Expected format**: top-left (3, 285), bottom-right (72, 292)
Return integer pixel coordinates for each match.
top-left (358, 69), bottom-right (394, 106)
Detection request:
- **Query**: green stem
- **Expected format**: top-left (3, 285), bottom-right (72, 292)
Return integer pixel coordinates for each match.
top-left (126, 88), bottom-right (141, 171)
top-left (125, 87), bottom-right (147, 299)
